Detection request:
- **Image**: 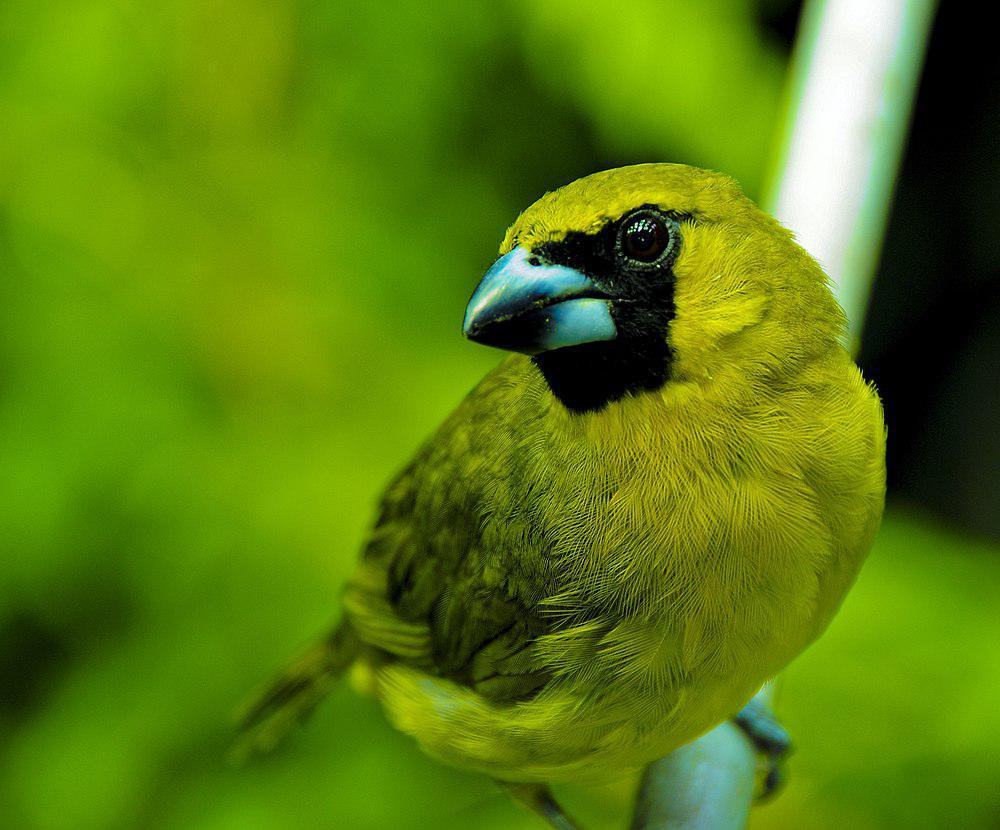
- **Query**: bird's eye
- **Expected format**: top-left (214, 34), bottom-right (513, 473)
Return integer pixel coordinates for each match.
top-left (620, 211), bottom-right (671, 263)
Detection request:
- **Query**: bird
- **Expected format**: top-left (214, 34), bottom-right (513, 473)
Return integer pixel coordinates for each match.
top-left (237, 163), bottom-right (886, 828)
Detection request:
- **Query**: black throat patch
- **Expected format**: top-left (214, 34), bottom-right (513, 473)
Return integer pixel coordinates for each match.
top-left (531, 211), bottom-right (680, 414)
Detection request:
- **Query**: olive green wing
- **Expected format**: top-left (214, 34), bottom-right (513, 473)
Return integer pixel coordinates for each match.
top-left (343, 366), bottom-right (555, 701)
top-left (235, 386), bottom-right (551, 754)
top-left (345, 461), bottom-right (553, 701)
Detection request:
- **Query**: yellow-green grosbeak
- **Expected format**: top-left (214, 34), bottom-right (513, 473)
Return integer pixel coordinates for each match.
top-left (239, 164), bottom-right (886, 828)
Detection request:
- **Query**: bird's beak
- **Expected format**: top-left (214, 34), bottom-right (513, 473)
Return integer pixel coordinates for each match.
top-left (462, 247), bottom-right (617, 355)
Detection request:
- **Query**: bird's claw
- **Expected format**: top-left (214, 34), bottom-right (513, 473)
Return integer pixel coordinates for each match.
top-left (501, 781), bottom-right (581, 830)
top-left (733, 698), bottom-right (793, 801)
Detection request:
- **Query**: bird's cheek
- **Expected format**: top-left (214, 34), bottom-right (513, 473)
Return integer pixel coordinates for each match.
top-left (669, 287), bottom-right (770, 380)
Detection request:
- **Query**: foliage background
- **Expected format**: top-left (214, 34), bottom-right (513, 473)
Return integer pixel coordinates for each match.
top-left (1, 2), bottom-right (997, 829)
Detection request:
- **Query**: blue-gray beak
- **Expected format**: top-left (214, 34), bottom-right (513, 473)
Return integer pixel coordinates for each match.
top-left (462, 247), bottom-right (617, 355)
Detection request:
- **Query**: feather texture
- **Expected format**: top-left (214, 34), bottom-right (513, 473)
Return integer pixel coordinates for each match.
top-left (240, 164), bottom-right (886, 784)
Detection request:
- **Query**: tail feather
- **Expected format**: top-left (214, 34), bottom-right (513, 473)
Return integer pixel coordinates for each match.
top-left (233, 622), bottom-right (358, 760)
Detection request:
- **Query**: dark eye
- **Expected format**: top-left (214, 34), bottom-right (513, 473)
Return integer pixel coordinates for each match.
top-left (620, 211), bottom-right (671, 263)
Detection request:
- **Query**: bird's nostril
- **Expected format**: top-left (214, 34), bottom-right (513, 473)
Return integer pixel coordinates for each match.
top-left (527, 256), bottom-right (541, 267)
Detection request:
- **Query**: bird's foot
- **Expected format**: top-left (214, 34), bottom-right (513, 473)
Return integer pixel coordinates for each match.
top-left (733, 698), bottom-right (793, 801)
top-left (501, 781), bottom-right (581, 830)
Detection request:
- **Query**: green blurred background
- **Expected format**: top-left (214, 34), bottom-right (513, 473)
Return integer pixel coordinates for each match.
top-left (1, 2), bottom-right (997, 829)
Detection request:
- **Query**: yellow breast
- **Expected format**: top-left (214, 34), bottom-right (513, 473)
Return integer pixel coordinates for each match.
top-left (366, 350), bottom-right (885, 782)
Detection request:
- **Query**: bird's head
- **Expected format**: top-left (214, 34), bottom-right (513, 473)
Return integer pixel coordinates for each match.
top-left (463, 163), bottom-right (846, 413)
